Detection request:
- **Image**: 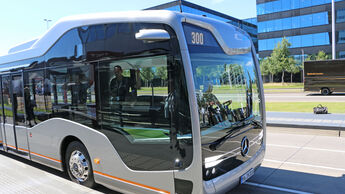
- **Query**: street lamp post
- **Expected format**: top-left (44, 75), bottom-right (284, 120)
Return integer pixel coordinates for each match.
top-left (302, 49), bottom-right (305, 83)
top-left (332, 0), bottom-right (336, 60)
top-left (178, 0), bottom-right (183, 13)
top-left (44, 19), bottom-right (52, 30)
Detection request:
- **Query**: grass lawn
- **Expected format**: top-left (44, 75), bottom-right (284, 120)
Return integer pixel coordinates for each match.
top-left (124, 128), bottom-right (168, 139)
top-left (264, 89), bottom-right (303, 93)
top-left (264, 83), bottom-right (303, 89)
top-left (266, 102), bottom-right (345, 113)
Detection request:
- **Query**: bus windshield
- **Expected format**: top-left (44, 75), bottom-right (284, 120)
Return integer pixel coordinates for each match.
top-left (183, 23), bottom-right (262, 176)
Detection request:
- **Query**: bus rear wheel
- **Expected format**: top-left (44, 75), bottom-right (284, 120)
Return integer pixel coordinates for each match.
top-left (65, 141), bottom-right (96, 188)
top-left (321, 88), bottom-right (330, 95)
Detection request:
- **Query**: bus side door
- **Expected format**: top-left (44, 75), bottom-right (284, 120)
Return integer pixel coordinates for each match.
top-left (12, 73), bottom-right (30, 157)
top-left (1, 73), bottom-right (30, 158)
top-left (0, 76), bottom-right (4, 150)
top-left (2, 75), bottom-right (16, 152)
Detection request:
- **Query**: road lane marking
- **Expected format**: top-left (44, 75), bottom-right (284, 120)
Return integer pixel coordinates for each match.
top-left (264, 159), bottom-right (345, 172)
top-left (267, 144), bottom-right (345, 153)
top-left (244, 182), bottom-right (313, 194)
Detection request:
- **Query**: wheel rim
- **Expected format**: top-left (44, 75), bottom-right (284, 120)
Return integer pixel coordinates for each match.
top-left (69, 150), bottom-right (89, 183)
top-left (322, 89), bottom-right (329, 95)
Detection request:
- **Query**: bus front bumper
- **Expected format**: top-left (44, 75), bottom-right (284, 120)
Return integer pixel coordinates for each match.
top-left (203, 145), bottom-right (265, 194)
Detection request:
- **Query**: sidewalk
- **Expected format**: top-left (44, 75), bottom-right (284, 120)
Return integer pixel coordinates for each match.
top-left (266, 112), bottom-right (345, 129)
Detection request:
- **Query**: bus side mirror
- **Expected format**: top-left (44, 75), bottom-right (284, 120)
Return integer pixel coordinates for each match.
top-left (135, 29), bottom-right (170, 42)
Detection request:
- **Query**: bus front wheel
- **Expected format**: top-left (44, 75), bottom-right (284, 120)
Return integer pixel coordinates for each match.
top-left (65, 141), bottom-right (96, 188)
top-left (321, 88), bottom-right (330, 95)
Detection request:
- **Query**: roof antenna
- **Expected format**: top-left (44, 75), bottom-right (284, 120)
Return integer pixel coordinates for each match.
top-left (179, 0), bottom-right (183, 13)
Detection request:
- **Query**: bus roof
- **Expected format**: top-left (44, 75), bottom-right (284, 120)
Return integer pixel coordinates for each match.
top-left (0, 10), bottom-right (250, 66)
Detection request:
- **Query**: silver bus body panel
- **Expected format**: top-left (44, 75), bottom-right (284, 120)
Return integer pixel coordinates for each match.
top-left (28, 118), bottom-right (175, 194)
top-left (0, 124), bottom-right (3, 149)
top-left (15, 125), bottom-right (30, 154)
top-left (171, 19), bottom-right (204, 194)
top-left (3, 124), bottom-right (15, 149)
top-left (0, 123), bottom-right (6, 150)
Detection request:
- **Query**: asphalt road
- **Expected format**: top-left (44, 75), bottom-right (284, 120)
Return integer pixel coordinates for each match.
top-left (0, 126), bottom-right (344, 193)
top-left (232, 126), bottom-right (345, 194)
top-left (265, 92), bottom-right (345, 102)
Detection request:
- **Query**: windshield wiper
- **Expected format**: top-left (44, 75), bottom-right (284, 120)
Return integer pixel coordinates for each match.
top-left (208, 124), bottom-right (243, 151)
top-left (207, 118), bottom-right (262, 151)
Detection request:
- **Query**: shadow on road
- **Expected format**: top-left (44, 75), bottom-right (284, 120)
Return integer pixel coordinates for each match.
top-left (236, 166), bottom-right (345, 194)
top-left (0, 151), bottom-right (119, 194)
top-left (307, 93), bottom-right (345, 96)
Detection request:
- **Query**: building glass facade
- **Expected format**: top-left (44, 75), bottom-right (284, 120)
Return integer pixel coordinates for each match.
top-left (146, 0), bottom-right (258, 51)
top-left (257, 0), bottom-right (343, 15)
top-left (244, 17), bottom-right (258, 25)
top-left (257, 0), bottom-right (345, 61)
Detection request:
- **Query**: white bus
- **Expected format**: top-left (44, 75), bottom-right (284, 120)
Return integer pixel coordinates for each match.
top-left (0, 11), bottom-right (265, 193)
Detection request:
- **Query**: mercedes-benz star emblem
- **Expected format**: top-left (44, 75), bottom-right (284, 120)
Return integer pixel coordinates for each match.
top-left (241, 136), bottom-right (250, 157)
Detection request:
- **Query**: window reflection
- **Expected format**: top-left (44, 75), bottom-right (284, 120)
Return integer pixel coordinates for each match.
top-left (12, 75), bottom-right (25, 126)
top-left (48, 64), bottom-right (96, 129)
top-left (338, 30), bottom-right (345, 43)
top-left (193, 55), bottom-right (260, 130)
top-left (25, 71), bottom-right (48, 126)
top-left (2, 76), bottom-right (13, 124)
top-left (337, 9), bottom-right (345, 23)
top-left (257, 0), bottom-right (342, 15)
top-left (259, 32), bottom-right (330, 51)
top-left (258, 12), bottom-right (328, 33)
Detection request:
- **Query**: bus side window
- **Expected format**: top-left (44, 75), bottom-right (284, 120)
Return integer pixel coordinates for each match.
top-left (47, 64), bottom-right (97, 129)
top-left (24, 70), bottom-right (50, 127)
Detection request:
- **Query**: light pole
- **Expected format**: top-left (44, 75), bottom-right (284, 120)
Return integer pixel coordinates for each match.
top-left (302, 49), bottom-right (305, 83)
top-left (44, 19), bottom-right (52, 30)
top-left (332, 0), bottom-right (336, 59)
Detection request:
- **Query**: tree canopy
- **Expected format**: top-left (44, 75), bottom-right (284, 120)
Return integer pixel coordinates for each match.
top-left (306, 50), bottom-right (330, 61)
top-left (259, 37), bottom-right (298, 83)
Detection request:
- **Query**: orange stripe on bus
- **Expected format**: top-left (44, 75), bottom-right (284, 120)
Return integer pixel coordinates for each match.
top-left (17, 147), bottom-right (29, 152)
top-left (3, 143), bottom-right (60, 163)
top-left (6, 144), bottom-right (16, 150)
top-left (94, 170), bottom-right (170, 194)
top-left (5, 144), bottom-right (29, 153)
top-left (31, 152), bottom-right (61, 163)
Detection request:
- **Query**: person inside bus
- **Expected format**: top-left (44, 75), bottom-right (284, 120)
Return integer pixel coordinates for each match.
top-left (110, 65), bottom-right (130, 101)
top-left (24, 86), bottom-right (37, 127)
top-left (110, 65), bottom-right (141, 101)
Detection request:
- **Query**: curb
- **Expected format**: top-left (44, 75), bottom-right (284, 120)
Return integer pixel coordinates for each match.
top-left (267, 123), bottom-right (345, 131)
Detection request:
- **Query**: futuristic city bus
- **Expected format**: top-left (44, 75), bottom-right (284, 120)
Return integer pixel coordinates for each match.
top-left (0, 11), bottom-right (265, 193)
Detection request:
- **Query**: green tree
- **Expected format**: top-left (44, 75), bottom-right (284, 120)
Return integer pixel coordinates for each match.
top-left (286, 57), bottom-right (299, 83)
top-left (260, 57), bottom-right (272, 82)
top-left (306, 50), bottom-right (330, 61)
top-left (269, 37), bottom-right (295, 83)
top-left (141, 67), bottom-right (154, 87)
top-left (156, 66), bottom-right (167, 86)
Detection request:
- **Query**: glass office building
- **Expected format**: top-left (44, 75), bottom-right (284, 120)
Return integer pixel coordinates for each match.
top-left (257, 0), bottom-right (345, 62)
top-left (146, 0), bottom-right (258, 51)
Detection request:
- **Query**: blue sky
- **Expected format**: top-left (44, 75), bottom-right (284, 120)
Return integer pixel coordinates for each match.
top-left (0, 0), bottom-right (256, 56)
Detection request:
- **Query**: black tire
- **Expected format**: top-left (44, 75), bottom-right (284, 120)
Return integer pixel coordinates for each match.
top-left (65, 141), bottom-right (96, 188)
top-left (321, 88), bottom-right (330, 95)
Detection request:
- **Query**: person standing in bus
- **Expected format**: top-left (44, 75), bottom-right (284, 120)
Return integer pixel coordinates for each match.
top-left (24, 86), bottom-right (37, 127)
top-left (110, 65), bottom-right (130, 101)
